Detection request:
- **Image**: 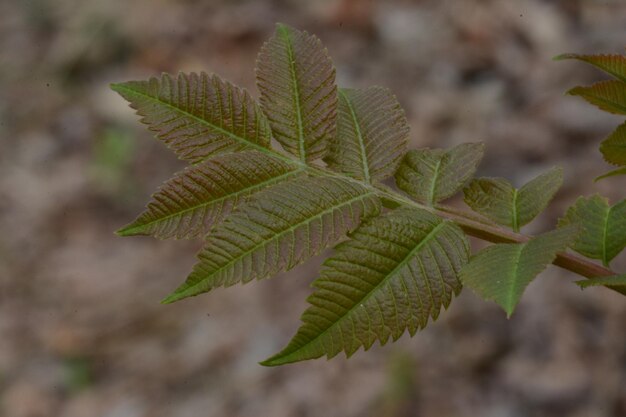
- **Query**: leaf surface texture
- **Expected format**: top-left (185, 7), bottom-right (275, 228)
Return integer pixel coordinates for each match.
top-left (117, 151), bottom-right (304, 239)
top-left (558, 195), bottom-right (626, 266)
top-left (112, 72), bottom-right (272, 163)
top-left (395, 143), bottom-right (484, 206)
top-left (324, 87), bottom-right (409, 183)
top-left (262, 208), bottom-right (469, 366)
top-left (464, 167), bottom-right (562, 231)
top-left (460, 227), bottom-right (579, 317)
top-left (163, 176), bottom-right (381, 303)
top-left (567, 80), bottom-right (626, 116)
top-left (556, 53), bottom-right (626, 83)
top-left (256, 23), bottom-right (337, 162)
top-left (600, 122), bottom-right (626, 166)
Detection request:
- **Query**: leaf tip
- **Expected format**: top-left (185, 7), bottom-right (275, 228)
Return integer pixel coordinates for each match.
top-left (552, 53), bottom-right (575, 62)
top-left (110, 82), bottom-right (125, 93)
top-left (574, 280), bottom-right (587, 289)
top-left (160, 293), bottom-right (182, 304)
top-left (259, 353), bottom-right (288, 367)
top-left (115, 224), bottom-right (137, 237)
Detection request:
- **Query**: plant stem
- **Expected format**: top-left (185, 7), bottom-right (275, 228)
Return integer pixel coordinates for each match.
top-left (264, 151), bottom-right (620, 292)
top-left (376, 190), bottom-right (624, 295)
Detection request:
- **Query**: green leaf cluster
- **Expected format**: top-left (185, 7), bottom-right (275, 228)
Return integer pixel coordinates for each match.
top-left (556, 53), bottom-right (626, 179)
top-left (114, 24), bottom-right (625, 366)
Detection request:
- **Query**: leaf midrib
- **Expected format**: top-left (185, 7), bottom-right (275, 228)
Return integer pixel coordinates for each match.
top-left (427, 159), bottom-right (442, 206)
top-left (339, 89), bottom-right (371, 183)
top-left (572, 82), bottom-right (626, 114)
top-left (119, 168), bottom-right (304, 236)
top-left (278, 24), bottom-right (306, 163)
top-left (112, 83), bottom-right (279, 161)
top-left (601, 205), bottom-right (610, 266)
top-left (163, 190), bottom-right (377, 303)
top-left (511, 188), bottom-right (519, 232)
top-left (505, 244), bottom-right (525, 317)
top-left (265, 220), bottom-right (448, 364)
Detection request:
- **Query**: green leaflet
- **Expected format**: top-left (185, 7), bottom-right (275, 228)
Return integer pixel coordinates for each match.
top-left (117, 151), bottom-right (305, 239)
top-left (256, 23), bottom-right (337, 163)
top-left (162, 176), bottom-right (381, 303)
top-left (599, 122), bottom-right (626, 166)
top-left (555, 53), bottom-right (626, 83)
top-left (460, 226), bottom-right (579, 317)
top-left (595, 166), bottom-right (626, 181)
top-left (395, 143), bottom-right (484, 206)
top-left (463, 167), bottom-right (563, 232)
top-left (558, 195), bottom-right (626, 266)
top-left (324, 87), bottom-right (409, 183)
top-left (575, 275), bottom-right (626, 289)
top-left (567, 80), bottom-right (626, 116)
top-left (559, 53), bottom-right (626, 179)
top-left (262, 208), bottom-right (469, 366)
top-left (112, 72), bottom-right (272, 163)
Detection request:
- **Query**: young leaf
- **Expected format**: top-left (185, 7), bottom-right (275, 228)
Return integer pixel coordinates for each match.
top-left (324, 87), bottom-right (409, 183)
top-left (554, 53), bottom-right (626, 83)
top-left (117, 151), bottom-right (304, 239)
top-left (394, 143), bottom-right (484, 206)
top-left (575, 275), bottom-right (626, 289)
top-left (558, 195), bottom-right (626, 266)
top-left (262, 208), bottom-right (469, 366)
top-left (460, 226), bottom-right (579, 317)
top-left (599, 122), bottom-right (626, 166)
top-left (162, 176), bottom-right (381, 303)
top-left (566, 80), bottom-right (626, 115)
top-left (463, 167), bottom-right (563, 232)
top-left (112, 72), bottom-right (272, 163)
top-left (256, 23), bottom-right (337, 163)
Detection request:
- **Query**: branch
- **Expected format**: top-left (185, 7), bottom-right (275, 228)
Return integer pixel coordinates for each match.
top-left (378, 192), bottom-right (625, 295)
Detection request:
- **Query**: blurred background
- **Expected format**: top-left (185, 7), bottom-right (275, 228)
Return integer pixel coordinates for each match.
top-left (1, 0), bottom-right (626, 416)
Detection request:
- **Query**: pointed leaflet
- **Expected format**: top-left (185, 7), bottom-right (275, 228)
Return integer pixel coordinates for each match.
top-left (112, 72), bottom-right (272, 163)
top-left (558, 195), bottom-right (626, 266)
top-left (262, 208), bottom-right (469, 366)
top-left (324, 87), bottom-right (409, 183)
top-left (460, 226), bottom-right (579, 317)
top-left (162, 176), bottom-right (381, 303)
top-left (256, 23), bottom-right (337, 162)
top-left (566, 80), bottom-right (626, 116)
top-left (595, 166), bottom-right (626, 181)
top-left (463, 167), bottom-right (563, 232)
top-left (117, 151), bottom-right (305, 239)
top-left (575, 275), bottom-right (626, 289)
top-left (394, 143), bottom-right (484, 206)
top-left (555, 53), bottom-right (626, 83)
top-left (600, 122), bottom-right (626, 166)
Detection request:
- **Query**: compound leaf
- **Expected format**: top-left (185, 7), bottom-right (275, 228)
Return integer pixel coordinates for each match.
top-left (112, 72), bottom-right (272, 163)
top-left (460, 226), bottom-right (579, 317)
top-left (600, 122), bottom-right (626, 166)
top-left (555, 53), bottom-right (626, 83)
top-left (162, 176), bottom-right (381, 303)
top-left (262, 207), bottom-right (469, 366)
top-left (395, 143), bottom-right (484, 206)
top-left (558, 195), bottom-right (626, 266)
top-left (566, 80), bottom-right (626, 116)
top-left (117, 151), bottom-right (304, 239)
top-left (324, 87), bottom-right (409, 183)
top-left (256, 23), bottom-right (337, 162)
top-left (464, 167), bottom-right (563, 232)
top-left (575, 275), bottom-right (626, 289)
